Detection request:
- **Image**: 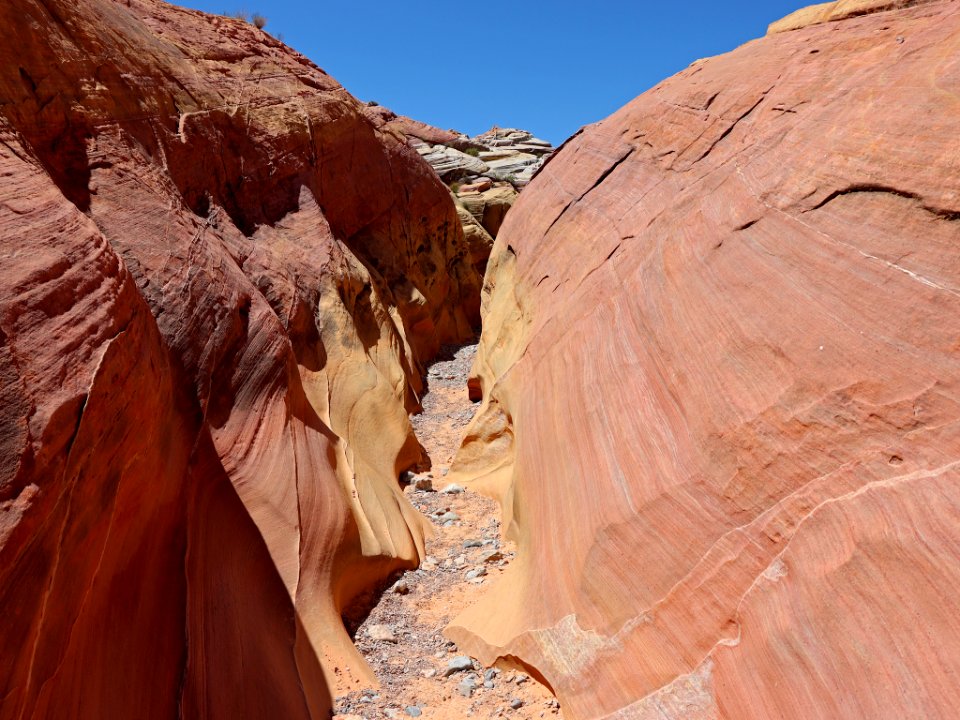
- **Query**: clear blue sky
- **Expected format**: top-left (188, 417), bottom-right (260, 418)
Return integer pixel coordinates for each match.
top-left (176, 0), bottom-right (808, 144)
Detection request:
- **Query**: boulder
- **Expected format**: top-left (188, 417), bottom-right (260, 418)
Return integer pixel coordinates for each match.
top-left (457, 186), bottom-right (519, 239)
top-left (0, 0), bottom-right (482, 717)
top-left (447, 2), bottom-right (960, 718)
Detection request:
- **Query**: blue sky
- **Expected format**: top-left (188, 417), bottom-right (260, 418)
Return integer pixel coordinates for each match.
top-left (176, 0), bottom-right (808, 144)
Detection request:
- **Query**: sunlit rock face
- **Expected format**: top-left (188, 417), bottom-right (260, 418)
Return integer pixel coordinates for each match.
top-left (448, 2), bottom-right (960, 718)
top-left (0, 0), bottom-right (482, 717)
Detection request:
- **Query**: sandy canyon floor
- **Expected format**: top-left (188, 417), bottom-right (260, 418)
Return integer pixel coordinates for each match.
top-left (333, 343), bottom-right (564, 720)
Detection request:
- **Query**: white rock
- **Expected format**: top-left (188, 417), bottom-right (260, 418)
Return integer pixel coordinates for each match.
top-left (366, 624), bottom-right (397, 643)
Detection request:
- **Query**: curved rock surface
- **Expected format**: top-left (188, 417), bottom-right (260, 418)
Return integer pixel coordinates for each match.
top-left (0, 0), bottom-right (481, 717)
top-left (448, 2), bottom-right (960, 718)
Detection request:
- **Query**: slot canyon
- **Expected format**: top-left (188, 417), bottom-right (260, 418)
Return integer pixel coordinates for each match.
top-left (2, 1), bottom-right (960, 718)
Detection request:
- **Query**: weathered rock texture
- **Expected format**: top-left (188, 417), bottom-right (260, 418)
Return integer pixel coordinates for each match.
top-left (769, 0), bottom-right (940, 33)
top-left (448, 2), bottom-right (960, 718)
top-left (381, 118), bottom-right (554, 274)
top-left (411, 127), bottom-right (554, 188)
top-left (0, 1), bottom-right (481, 717)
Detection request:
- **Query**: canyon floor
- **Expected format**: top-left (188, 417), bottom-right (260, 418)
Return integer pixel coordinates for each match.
top-left (333, 342), bottom-right (563, 720)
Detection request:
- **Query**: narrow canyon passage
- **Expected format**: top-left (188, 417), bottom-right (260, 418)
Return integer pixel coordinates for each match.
top-left (333, 343), bottom-right (563, 720)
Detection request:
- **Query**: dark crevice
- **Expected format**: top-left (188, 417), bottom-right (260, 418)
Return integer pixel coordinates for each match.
top-left (689, 88), bottom-right (772, 165)
top-left (580, 148), bottom-right (636, 203)
top-left (541, 147), bottom-right (636, 239)
top-left (734, 218), bottom-right (760, 231)
top-left (804, 183), bottom-right (960, 220)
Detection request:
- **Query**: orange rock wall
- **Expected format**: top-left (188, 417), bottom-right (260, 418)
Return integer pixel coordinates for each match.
top-left (0, 1), bottom-right (481, 717)
top-left (449, 2), bottom-right (960, 718)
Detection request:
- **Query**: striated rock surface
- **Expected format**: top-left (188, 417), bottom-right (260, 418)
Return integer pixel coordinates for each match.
top-left (0, 0), bottom-right (482, 717)
top-left (769, 0), bottom-right (940, 32)
top-left (448, 2), bottom-right (960, 719)
top-left (416, 144), bottom-right (491, 181)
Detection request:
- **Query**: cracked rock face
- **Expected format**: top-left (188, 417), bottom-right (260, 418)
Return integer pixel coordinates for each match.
top-left (448, 2), bottom-right (960, 719)
top-left (0, 0), bottom-right (482, 717)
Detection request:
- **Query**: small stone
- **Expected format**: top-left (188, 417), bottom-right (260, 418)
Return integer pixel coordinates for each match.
top-left (458, 677), bottom-right (477, 697)
top-left (392, 579), bottom-right (410, 594)
top-left (423, 668), bottom-right (437, 678)
top-left (484, 669), bottom-right (498, 681)
top-left (484, 680), bottom-right (494, 689)
top-left (480, 550), bottom-right (504, 563)
top-left (465, 567), bottom-right (487, 580)
top-left (463, 538), bottom-right (483, 549)
top-left (444, 656), bottom-right (474, 676)
top-left (454, 554), bottom-right (467, 567)
top-left (515, 674), bottom-right (528, 684)
top-left (439, 512), bottom-right (460, 523)
top-left (440, 483), bottom-right (464, 494)
top-left (404, 707), bottom-right (422, 717)
top-left (366, 624), bottom-right (397, 643)
top-left (510, 699), bottom-right (523, 710)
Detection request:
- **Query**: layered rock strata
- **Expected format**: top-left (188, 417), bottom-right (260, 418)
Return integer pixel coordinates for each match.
top-left (448, 2), bottom-right (960, 719)
top-left (417, 126), bottom-right (553, 270)
top-left (413, 126), bottom-right (554, 188)
top-left (0, 1), bottom-right (481, 717)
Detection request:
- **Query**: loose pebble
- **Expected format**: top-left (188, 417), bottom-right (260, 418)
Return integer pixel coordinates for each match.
top-left (444, 656), bottom-right (474, 676)
top-left (366, 624), bottom-right (397, 643)
top-left (458, 676), bottom-right (477, 697)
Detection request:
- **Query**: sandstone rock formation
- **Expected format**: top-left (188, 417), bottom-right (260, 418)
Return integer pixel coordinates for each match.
top-left (458, 185), bottom-right (519, 240)
top-left (0, 1), bottom-right (482, 717)
top-left (448, 2), bottom-right (960, 718)
top-left (768, 0), bottom-right (939, 33)
top-left (375, 115), bottom-right (554, 271)
top-left (418, 127), bottom-right (554, 189)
